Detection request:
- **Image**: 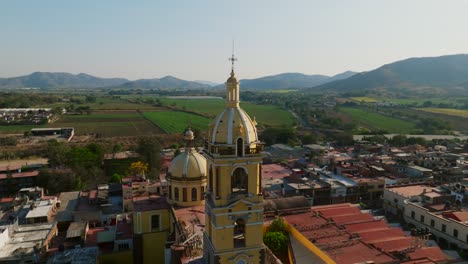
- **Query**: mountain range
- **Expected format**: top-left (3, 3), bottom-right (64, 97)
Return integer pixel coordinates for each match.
top-left (313, 54), bottom-right (468, 96)
top-left (233, 71), bottom-right (356, 90)
top-left (0, 72), bottom-right (129, 89)
top-left (2, 54), bottom-right (468, 94)
top-left (0, 71), bottom-right (355, 90)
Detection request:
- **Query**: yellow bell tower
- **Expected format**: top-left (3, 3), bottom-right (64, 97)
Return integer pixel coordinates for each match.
top-left (203, 54), bottom-right (265, 264)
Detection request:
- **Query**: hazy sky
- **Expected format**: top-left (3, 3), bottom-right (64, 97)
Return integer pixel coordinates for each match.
top-left (1, 0), bottom-right (468, 82)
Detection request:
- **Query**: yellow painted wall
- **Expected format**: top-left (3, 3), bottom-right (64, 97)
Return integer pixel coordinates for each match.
top-left (142, 232), bottom-right (168, 264)
top-left (99, 250), bottom-right (133, 264)
top-left (134, 209), bottom-right (171, 234)
top-left (133, 208), bottom-right (171, 264)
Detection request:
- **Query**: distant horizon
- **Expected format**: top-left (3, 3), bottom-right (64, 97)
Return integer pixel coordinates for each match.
top-left (0, 68), bottom-right (359, 82)
top-left (2, 1), bottom-right (468, 82)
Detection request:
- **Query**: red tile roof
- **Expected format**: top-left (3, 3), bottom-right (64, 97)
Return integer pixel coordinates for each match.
top-left (318, 206), bottom-right (361, 218)
top-left (408, 247), bottom-right (448, 262)
top-left (345, 219), bottom-right (388, 233)
top-left (372, 237), bottom-right (413, 252)
top-left (328, 241), bottom-right (396, 264)
top-left (445, 211), bottom-right (468, 222)
top-left (282, 203), bottom-right (449, 263)
top-left (358, 228), bottom-right (406, 243)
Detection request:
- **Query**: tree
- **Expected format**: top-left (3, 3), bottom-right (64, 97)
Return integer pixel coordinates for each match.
top-left (110, 173), bottom-right (123, 183)
top-left (130, 161), bottom-right (149, 178)
top-left (112, 143), bottom-right (123, 159)
top-left (263, 232), bottom-right (288, 256)
top-left (37, 168), bottom-right (79, 194)
top-left (85, 95), bottom-right (97, 103)
top-left (301, 133), bottom-right (317, 145)
top-left (268, 218), bottom-right (286, 233)
top-left (46, 140), bottom-right (69, 168)
top-left (66, 147), bottom-right (99, 169)
top-left (136, 136), bottom-right (161, 178)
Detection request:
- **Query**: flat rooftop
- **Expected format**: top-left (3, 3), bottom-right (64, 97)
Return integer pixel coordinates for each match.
top-left (55, 191), bottom-right (80, 222)
top-left (132, 194), bottom-right (171, 211)
top-left (0, 222), bottom-right (56, 259)
top-left (261, 164), bottom-right (291, 180)
top-left (174, 205), bottom-right (205, 235)
top-left (387, 184), bottom-right (437, 198)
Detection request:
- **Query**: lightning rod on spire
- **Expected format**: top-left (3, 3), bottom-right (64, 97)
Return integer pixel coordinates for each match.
top-left (228, 39), bottom-right (237, 72)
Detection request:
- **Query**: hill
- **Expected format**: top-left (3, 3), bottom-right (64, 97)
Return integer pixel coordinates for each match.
top-left (312, 54), bottom-right (468, 96)
top-left (214, 71), bottom-right (356, 90)
top-left (0, 72), bottom-right (128, 89)
top-left (194, 80), bottom-right (220, 86)
top-left (115, 76), bottom-right (210, 89)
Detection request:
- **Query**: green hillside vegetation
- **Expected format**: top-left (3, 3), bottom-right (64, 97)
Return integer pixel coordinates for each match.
top-left (314, 54), bottom-right (468, 96)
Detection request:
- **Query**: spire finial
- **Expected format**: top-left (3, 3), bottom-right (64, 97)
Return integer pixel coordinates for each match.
top-left (228, 40), bottom-right (237, 74)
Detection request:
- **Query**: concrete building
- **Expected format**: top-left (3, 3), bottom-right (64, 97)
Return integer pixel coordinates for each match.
top-left (384, 184), bottom-right (468, 252)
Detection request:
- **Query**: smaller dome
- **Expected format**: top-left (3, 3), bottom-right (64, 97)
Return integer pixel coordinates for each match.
top-left (184, 128), bottom-right (194, 141)
top-left (168, 149), bottom-right (207, 178)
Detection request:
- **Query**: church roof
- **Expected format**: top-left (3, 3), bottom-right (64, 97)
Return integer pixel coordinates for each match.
top-left (168, 148), bottom-right (207, 178)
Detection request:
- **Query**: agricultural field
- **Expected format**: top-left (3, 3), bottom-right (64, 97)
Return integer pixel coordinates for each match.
top-left (155, 97), bottom-right (294, 127)
top-left (55, 111), bottom-right (163, 137)
top-left (266, 89), bottom-right (298, 93)
top-left (0, 125), bottom-right (42, 134)
top-left (338, 107), bottom-right (416, 133)
top-left (0, 111), bottom-right (164, 137)
top-left (143, 111), bottom-right (211, 133)
top-left (36, 96), bottom-right (162, 110)
top-left (350, 97), bottom-right (379, 103)
top-left (404, 108), bottom-right (468, 132)
top-left (1, 95), bottom-right (294, 136)
top-left (418, 108), bottom-right (468, 118)
top-left (379, 97), bottom-right (468, 107)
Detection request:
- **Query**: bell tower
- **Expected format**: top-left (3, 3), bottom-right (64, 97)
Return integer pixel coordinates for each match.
top-left (203, 55), bottom-right (265, 264)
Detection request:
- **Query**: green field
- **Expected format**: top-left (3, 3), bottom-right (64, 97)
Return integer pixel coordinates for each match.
top-left (379, 97), bottom-right (468, 107)
top-left (0, 111), bottom-right (164, 137)
top-left (143, 111), bottom-right (211, 133)
top-left (2, 96), bottom-right (294, 136)
top-left (37, 96), bottom-right (163, 110)
top-left (350, 97), bottom-right (379, 103)
top-left (157, 98), bottom-right (294, 127)
top-left (0, 125), bottom-right (42, 133)
top-left (339, 107), bottom-right (416, 133)
top-left (419, 108), bottom-right (468, 118)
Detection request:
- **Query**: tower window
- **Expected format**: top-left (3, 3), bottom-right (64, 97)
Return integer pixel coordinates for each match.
top-left (233, 218), bottom-right (246, 248)
top-left (183, 188), bottom-right (187, 202)
top-left (174, 187), bottom-right (179, 201)
top-left (231, 167), bottom-right (248, 194)
top-left (237, 138), bottom-right (243, 157)
top-left (151, 214), bottom-right (160, 231)
top-left (192, 187), bottom-right (197, 201)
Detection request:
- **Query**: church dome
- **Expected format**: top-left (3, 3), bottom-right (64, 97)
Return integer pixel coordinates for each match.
top-left (168, 148), bottom-right (207, 178)
top-left (209, 107), bottom-right (258, 144)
